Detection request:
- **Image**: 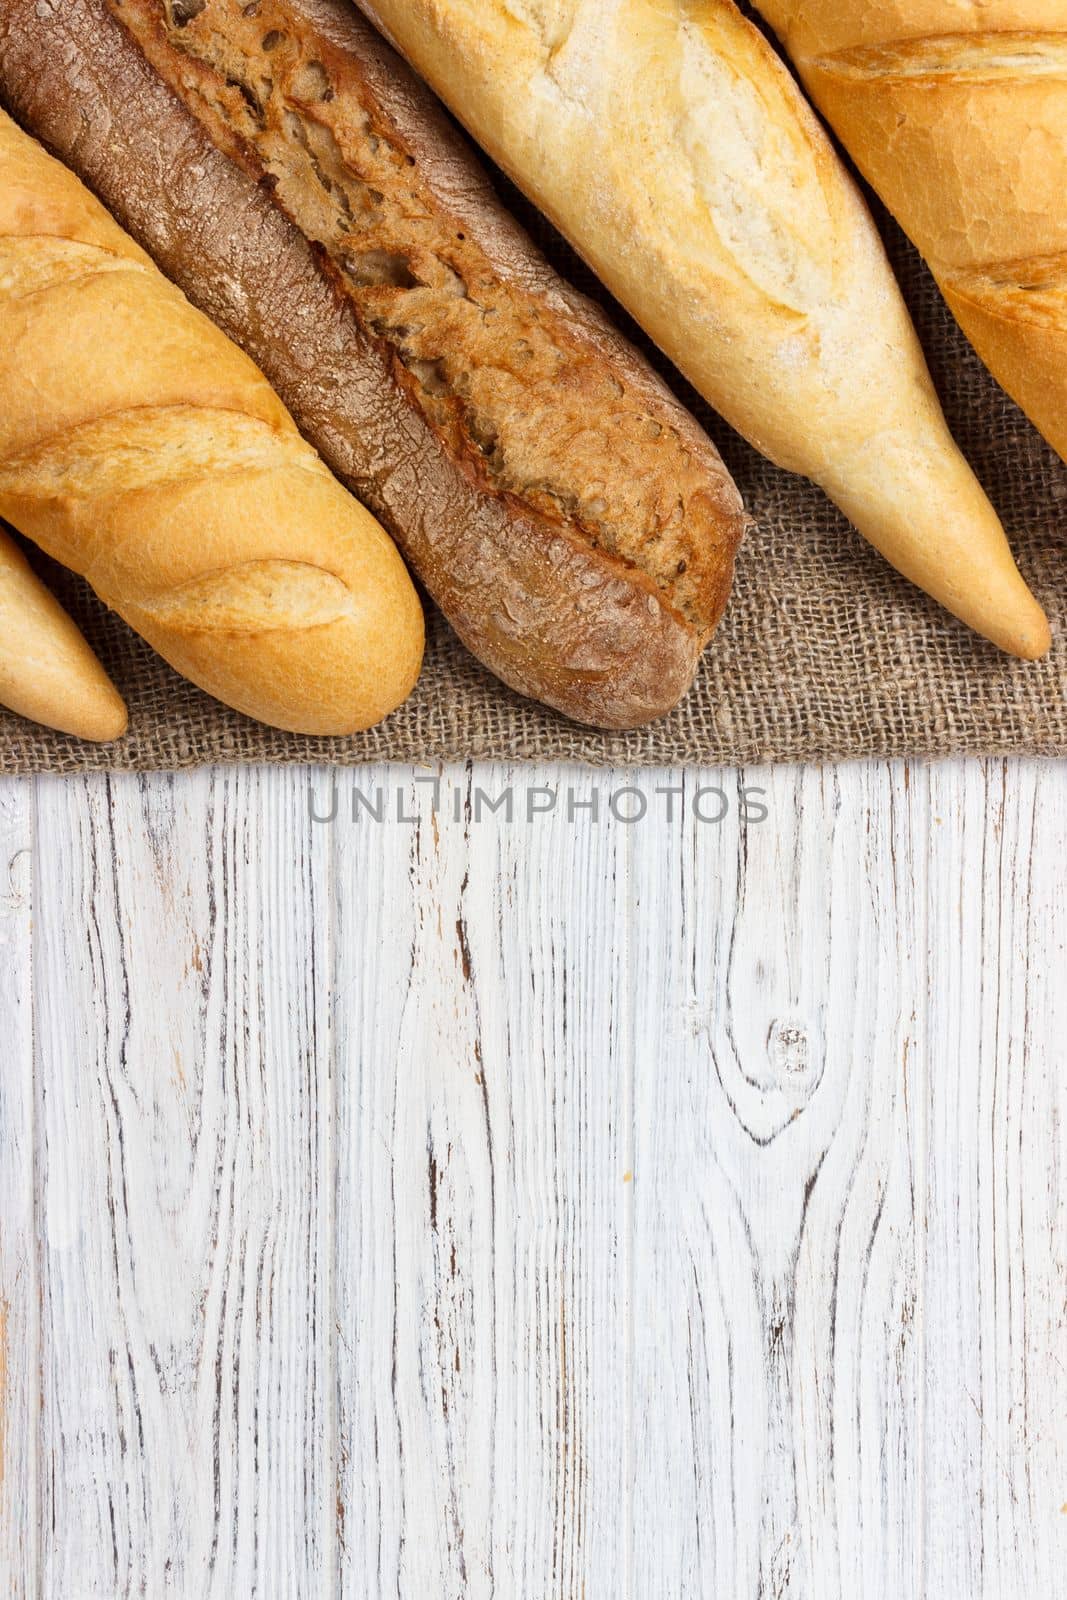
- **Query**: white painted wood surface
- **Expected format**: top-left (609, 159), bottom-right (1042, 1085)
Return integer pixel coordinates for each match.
top-left (0, 783), bottom-right (33, 1595)
top-left (0, 760), bottom-right (1063, 1598)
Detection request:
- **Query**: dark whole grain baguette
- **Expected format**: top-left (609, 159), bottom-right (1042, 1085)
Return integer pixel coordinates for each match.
top-left (0, 0), bottom-right (747, 729)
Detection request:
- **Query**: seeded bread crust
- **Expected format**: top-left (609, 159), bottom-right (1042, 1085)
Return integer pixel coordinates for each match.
top-left (0, 0), bottom-right (747, 728)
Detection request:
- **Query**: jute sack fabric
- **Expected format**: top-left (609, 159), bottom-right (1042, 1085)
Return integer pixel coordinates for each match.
top-left (2, 173), bottom-right (1063, 775)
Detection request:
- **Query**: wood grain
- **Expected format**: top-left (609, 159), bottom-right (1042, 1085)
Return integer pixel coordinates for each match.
top-left (628, 765), bottom-right (925, 1599)
top-left (331, 766), bottom-right (631, 1599)
top-left (0, 759), bottom-right (1062, 1597)
top-left (27, 770), bottom-right (335, 1597)
top-left (921, 761), bottom-right (1067, 1599)
top-left (0, 780), bottom-right (35, 1597)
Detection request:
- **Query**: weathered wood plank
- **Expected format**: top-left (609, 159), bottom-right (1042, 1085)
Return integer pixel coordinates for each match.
top-left (626, 760), bottom-right (1066, 1599)
top-left (0, 779), bottom-right (35, 1599)
top-left (921, 760), bottom-right (1067, 1599)
top-left (30, 768), bottom-right (334, 1598)
top-left (329, 763), bottom-right (631, 1599)
top-left (626, 765), bottom-right (924, 1600)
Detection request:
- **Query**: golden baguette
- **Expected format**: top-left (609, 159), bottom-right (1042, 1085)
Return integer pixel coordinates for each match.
top-left (756, 1), bottom-right (1067, 466)
top-left (357, 0), bottom-right (1051, 659)
top-left (0, 526), bottom-right (127, 741)
top-left (0, 111), bottom-right (423, 736)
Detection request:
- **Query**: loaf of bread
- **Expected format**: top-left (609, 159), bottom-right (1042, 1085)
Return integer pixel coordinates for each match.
top-left (0, 527), bottom-right (127, 741)
top-left (0, 110), bottom-right (423, 737)
top-left (0, 0), bottom-right (748, 730)
top-left (755, 2), bottom-right (1067, 467)
top-left (350, 0), bottom-right (1051, 660)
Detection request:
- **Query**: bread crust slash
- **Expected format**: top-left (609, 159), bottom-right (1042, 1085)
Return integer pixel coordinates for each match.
top-left (756, 1), bottom-right (1067, 468)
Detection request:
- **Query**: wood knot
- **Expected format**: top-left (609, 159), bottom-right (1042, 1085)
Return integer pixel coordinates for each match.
top-left (766, 1019), bottom-right (810, 1081)
top-left (1, 846), bottom-right (30, 913)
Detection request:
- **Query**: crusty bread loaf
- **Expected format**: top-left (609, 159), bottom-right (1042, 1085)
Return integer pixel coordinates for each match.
top-left (353, 0), bottom-right (1051, 660)
top-left (0, 110), bottom-right (423, 737)
top-left (0, 0), bottom-right (748, 730)
top-left (755, 2), bottom-right (1067, 468)
top-left (0, 526), bottom-right (127, 741)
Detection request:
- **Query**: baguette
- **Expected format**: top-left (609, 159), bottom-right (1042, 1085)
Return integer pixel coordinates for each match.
top-left (0, 527), bottom-right (127, 742)
top-left (754, 3), bottom-right (1067, 467)
top-left (352, 0), bottom-right (1051, 660)
top-left (0, 110), bottom-right (423, 737)
top-left (0, 0), bottom-right (748, 731)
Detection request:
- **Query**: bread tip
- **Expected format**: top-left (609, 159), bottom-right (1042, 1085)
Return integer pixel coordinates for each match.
top-left (77, 687), bottom-right (129, 743)
top-left (982, 592), bottom-right (1052, 662)
top-left (1012, 613), bottom-right (1053, 663)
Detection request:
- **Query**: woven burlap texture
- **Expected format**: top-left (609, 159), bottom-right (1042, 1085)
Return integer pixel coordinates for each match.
top-left (2, 180), bottom-right (1063, 774)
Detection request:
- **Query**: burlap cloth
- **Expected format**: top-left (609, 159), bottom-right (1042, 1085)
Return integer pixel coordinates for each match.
top-left (2, 166), bottom-right (1063, 774)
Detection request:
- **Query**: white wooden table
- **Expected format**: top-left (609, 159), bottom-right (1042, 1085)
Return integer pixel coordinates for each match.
top-left (0, 759), bottom-right (1064, 1599)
